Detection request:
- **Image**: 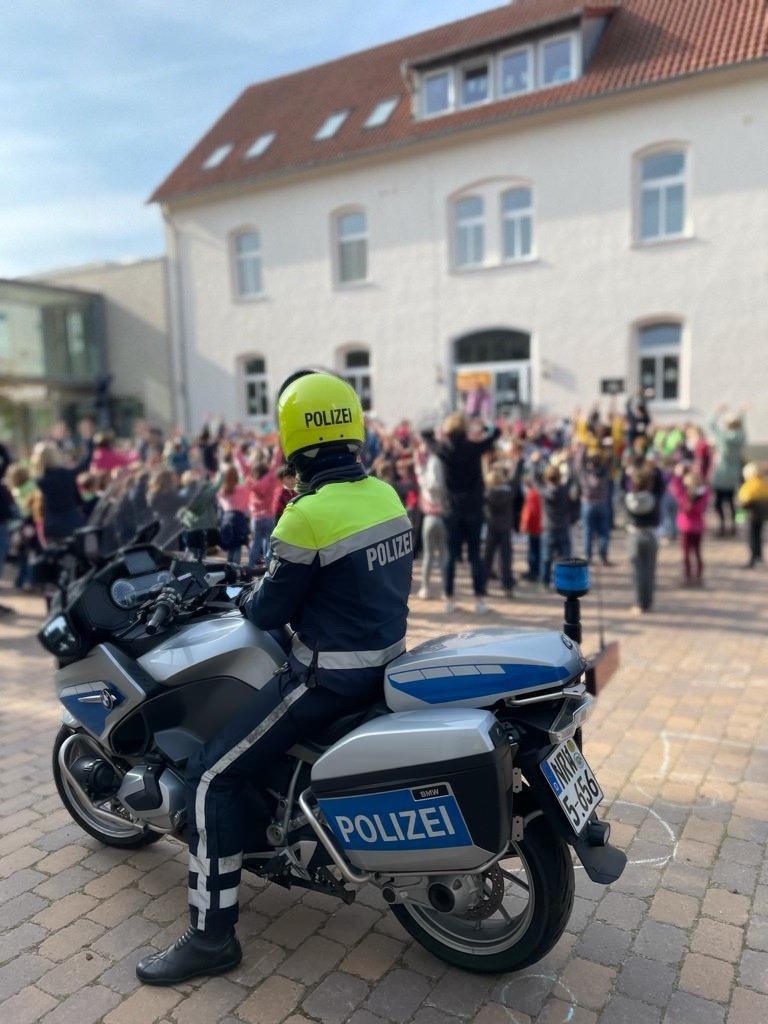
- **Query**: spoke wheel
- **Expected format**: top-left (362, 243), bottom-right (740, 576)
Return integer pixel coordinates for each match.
top-left (390, 814), bottom-right (574, 973)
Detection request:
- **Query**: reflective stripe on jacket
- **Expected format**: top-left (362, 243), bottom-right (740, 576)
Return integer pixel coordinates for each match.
top-left (241, 474), bottom-right (412, 696)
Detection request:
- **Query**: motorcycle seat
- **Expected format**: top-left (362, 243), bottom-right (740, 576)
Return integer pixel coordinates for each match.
top-left (289, 700), bottom-right (389, 764)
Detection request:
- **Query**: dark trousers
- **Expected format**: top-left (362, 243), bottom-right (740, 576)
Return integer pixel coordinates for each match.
top-left (527, 535), bottom-right (541, 581)
top-left (483, 527), bottom-right (513, 591)
top-left (628, 529), bottom-right (657, 610)
top-left (748, 518), bottom-right (764, 564)
top-left (444, 512), bottom-right (485, 598)
top-left (714, 489), bottom-right (736, 530)
top-left (185, 672), bottom-right (372, 933)
top-left (681, 531), bottom-right (703, 580)
top-left (540, 527), bottom-right (571, 585)
top-left (582, 501), bottom-right (611, 561)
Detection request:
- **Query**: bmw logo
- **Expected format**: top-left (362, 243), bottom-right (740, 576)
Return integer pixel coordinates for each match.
top-left (100, 689), bottom-right (116, 710)
top-left (561, 634), bottom-right (574, 649)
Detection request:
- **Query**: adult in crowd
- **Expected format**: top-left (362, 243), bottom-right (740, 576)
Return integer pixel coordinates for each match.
top-left (422, 413), bottom-right (500, 615)
top-left (413, 438), bottom-right (447, 601)
top-left (30, 421), bottom-right (94, 545)
top-left (708, 405), bottom-right (747, 536)
top-left (624, 464), bottom-right (663, 614)
top-left (737, 462), bottom-right (768, 569)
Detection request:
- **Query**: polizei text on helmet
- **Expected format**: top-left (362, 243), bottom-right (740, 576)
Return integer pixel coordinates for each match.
top-left (304, 407), bottom-right (353, 427)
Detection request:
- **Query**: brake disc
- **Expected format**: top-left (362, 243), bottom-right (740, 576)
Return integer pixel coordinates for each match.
top-left (459, 864), bottom-right (505, 920)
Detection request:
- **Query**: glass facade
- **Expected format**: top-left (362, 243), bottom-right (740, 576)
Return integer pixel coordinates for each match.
top-left (0, 280), bottom-right (106, 448)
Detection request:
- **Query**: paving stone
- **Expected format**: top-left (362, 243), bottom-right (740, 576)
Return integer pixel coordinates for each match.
top-left (0, 868), bottom-right (48, 903)
top-left (559, 958), bottom-right (616, 1010)
top-left (98, 945), bottom-right (157, 995)
top-left (83, 862), bottom-right (142, 898)
top-left (701, 888), bottom-right (751, 926)
top-left (279, 935), bottom-right (346, 984)
top-left (0, 922), bottom-right (47, 965)
top-left (617, 957), bottom-right (675, 1007)
top-left (227, 937), bottom-right (286, 988)
top-left (85, 887), bottom-right (152, 927)
top-left (577, 922), bottom-right (633, 966)
top-left (31, 824), bottom-right (87, 853)
top-left (341, 932), bottom-right (404, 982)
top-left (32, 891), bottom-right (98, 931)
top-left (0, 984), bottom-right (58, 1024)
top-left (172, 977), bottom-right (245, 1024)
top-left (664, 990), bottom-right (726, 1024)
top-left (102, 986), bottom-right (182, 1024)
top-left (425, 966), bottom-right (493, 1017)
top-left (261, 904), bottom-right (327, 949)
top-left (320, 903), bottom-right (381, 945)
top-left (37, 984), bottom-right (121, 1024)
top-left (633, 920), bottom-right (688, 965)
top-left (236, 974), bottom-right (305, 1024)
top-left (691, 919), bottom-right (744, 963)
top-left (346, 1011), bottom-right (389, 1024)
top-left (401, 941), bottom-right (447, 980)
top-left (738, 949), bottom-right (768, 995)
top-left (649, 890), bottom-right (698, 928)
top-left (364, 967), bottom-right (431, 1022)
top-left (0, 953), bottom-right (54, 1000)
top-left (35, 844), bottom-right (89, 875)
top-left (37, 949), bottom-right (112, 996)
top-left (595, 892), bottom-right (647, 931)
top-left (599, 995), bottom-right (661, 1024)
top-left (37, 918), bottom-right (105, 962)
top-left (538, 1000), bottom-right (596, 1024)
top-left (0, 890), bottom-right (48, 930)
top-left (727, 987), bottom-right (768, 1024)
top-left (710, 860), bottom-right (758, 897)
top-left (90, 914), bottom-right (160, 958)
top-left (679, 952), bottom-right (734, 1003)
top-left (0, 845), bottom-right (46, 878)
top-left (492, 972), bottom-right (555, 1017)
top-left (33, 865), bottom-right (98, 900)
top-left (303, 970), bottom-right (370, 1019)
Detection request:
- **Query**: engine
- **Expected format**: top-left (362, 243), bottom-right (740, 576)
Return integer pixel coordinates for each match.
top-left (116, 761), bottom-right (187, 833)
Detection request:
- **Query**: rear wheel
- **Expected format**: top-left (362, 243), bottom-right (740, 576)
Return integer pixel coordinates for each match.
top-left (52, 727), bottom-right (162, 849)
top-left (390, 814), bottom-right (574, 974)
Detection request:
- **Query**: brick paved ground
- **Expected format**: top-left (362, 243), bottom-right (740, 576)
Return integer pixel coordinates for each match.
top-left (0, 525), bottom-right (766, 1024)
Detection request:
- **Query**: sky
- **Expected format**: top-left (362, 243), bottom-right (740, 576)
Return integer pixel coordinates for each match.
top-left (0, 0), bottom-right (499, 279)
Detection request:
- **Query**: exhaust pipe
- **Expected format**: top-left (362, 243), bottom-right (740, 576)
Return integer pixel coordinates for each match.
top-left (428, 883), bottom-right (455, 913)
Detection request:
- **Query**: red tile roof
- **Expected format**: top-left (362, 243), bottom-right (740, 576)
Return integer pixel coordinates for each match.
top-left (150, 0), bottom-right (768, 204)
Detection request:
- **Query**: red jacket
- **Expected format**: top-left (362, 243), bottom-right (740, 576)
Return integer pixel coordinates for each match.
top-left (520, 488), bottom-right (543, 537)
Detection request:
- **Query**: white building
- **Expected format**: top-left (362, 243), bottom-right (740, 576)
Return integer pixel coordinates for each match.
top-left (152, 0), bottom-right (768, 443)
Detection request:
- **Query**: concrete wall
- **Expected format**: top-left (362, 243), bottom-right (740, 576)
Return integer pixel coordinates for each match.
top-left (164, 70), bottom-right (768, 442)
top-left (40, 258), bottom-right (174, 430)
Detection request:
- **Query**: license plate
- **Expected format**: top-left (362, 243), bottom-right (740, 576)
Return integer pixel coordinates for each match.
top-left (541, 738), bottom-right (603, 834)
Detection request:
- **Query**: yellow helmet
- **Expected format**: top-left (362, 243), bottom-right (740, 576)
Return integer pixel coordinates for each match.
top-left (278, 372), bottom-right (365, 460)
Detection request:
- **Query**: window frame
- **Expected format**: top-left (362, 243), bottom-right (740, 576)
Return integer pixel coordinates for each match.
top-left (497, 44), bottom-right (534, 98)
top-left (538, 32), bottom-right (579, 89)
top-left (422, 67), bottom-right (454, 118)
top-left (334, 208), bottom-right (369, 287)
top-left (454, 195), bottom-right (486, 271)
top-left (241, 355), bottom-right (270, 424)
top-left (458, 59), bottom-right (492, 109)
top-left (635, 321), bottom-right (685, 407)
top-left (636, 145), bottom-right (690, 245)
top-left (501, 185), bottom-right (535, 263)
top-left (338, 347), bottom-right (373, 413)
top-left (231, 228), bottom-right (264, 300)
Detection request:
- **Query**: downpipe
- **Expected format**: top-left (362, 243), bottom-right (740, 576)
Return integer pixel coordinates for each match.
top-left (57, 733), bottom-right (144, 831)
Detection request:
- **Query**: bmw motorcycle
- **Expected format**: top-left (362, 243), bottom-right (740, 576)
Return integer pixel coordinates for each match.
top-left (38, 481), bottom-right (625, 974)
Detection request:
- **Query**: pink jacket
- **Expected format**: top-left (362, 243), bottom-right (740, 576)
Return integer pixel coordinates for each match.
top-left (670, 477), bottom-right (710, 535)
top-left (91, 448), bottom-right (137, 474)
top-left (247, 471), bottom-right (278, 519)
top-left (217, 483), bottom-right (250, 515)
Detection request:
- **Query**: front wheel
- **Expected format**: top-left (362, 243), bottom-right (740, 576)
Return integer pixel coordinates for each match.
top-left (390, 814), bottom-right (574, 974)
top-left (52, 727), bottom-right (162, 849)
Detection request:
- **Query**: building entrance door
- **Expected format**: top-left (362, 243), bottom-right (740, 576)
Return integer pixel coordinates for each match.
top-left (453, 329), bottom-right (531, 420)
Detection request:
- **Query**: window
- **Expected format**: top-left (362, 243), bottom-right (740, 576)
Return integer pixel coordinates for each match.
top-left (640, 150), bottom-right (687, 241)
top-left (244, 357), bottom-right (269, 419)
top-left (455, 196), bottom-right (485, 268)
top-left (341, 349), bottom-right (372, 412)
top-left (424, 70), bottom-right (452, 116)
top-left (460, 63), bottom-right (489, 107)
top-left (502, 187), bottom-right (533, 260)
top-left (202, 144), bottom-right (233, 170)
top-left (499, 48), bottom-right (531, 97)
top-left (638, 323), bottom-right (681, 402)
top-left (234, 231), bottom-right (262, 297)
top-left (315, 110), bottom-right (349, 140)
top-left (245, 132), bottom-right (276, 159)
top-left (336, 211), bottom-right (368, 284)
top-left (541, 36), bottom-right (575, 86)
top-left (364, 97), bottom-right (399, 128)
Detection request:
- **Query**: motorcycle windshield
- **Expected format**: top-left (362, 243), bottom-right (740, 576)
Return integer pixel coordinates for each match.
top-left (88, 470), bottom-right (210, 556)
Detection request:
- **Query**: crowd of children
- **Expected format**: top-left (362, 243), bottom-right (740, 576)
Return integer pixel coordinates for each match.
top-left (0, 398), bottom-right (766, 618)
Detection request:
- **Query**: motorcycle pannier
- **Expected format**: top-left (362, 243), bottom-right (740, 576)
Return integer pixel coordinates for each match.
top-left (311, 709), bottom-right (513, 872)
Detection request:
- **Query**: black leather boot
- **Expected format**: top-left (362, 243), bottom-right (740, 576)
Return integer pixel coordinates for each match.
top-left (136, 926), bottom-right (242, 985)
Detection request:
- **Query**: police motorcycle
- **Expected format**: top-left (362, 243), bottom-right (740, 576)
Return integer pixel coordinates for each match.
top-left (38, 476), bottom-right (625, 975)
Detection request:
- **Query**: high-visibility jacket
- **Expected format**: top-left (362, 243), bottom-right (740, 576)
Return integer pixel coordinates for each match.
top-left (240, 473), bottom-right (413, 696)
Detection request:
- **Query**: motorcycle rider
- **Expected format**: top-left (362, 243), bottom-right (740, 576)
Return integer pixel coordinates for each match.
top-left (136, 371), bottom-right (414, 985)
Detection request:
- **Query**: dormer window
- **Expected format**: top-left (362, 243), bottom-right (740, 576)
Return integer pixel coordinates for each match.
top-left (460, 63), bottom-right (490, 107)
top-left (424, 70), bottom-right (452, 116)
top-left (499, 48), bottom-right (532, 97)
top-left (541, 36), bottom-right (576, 86)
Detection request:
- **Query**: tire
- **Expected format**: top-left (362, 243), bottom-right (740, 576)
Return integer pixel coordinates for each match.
top-left (52, 727), bottom-right (162, 849)
top-left (390, 814), bottom-right (574, 974)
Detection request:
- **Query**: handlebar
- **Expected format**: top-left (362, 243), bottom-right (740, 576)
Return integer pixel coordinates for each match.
top-left (145, 599), bottom-right (174, 635)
